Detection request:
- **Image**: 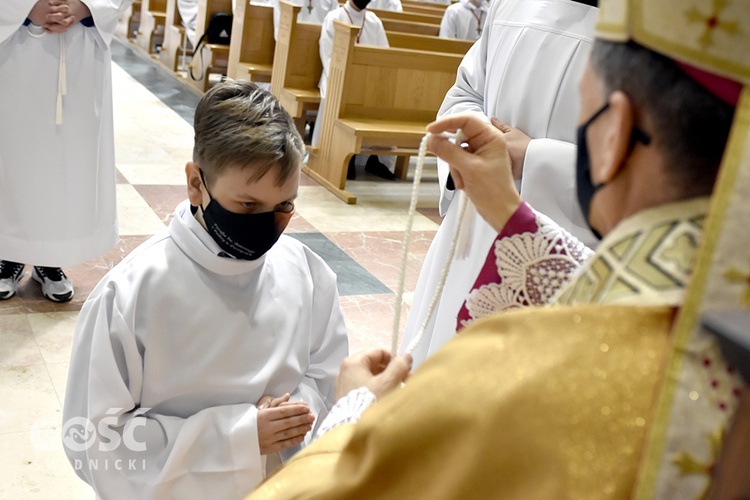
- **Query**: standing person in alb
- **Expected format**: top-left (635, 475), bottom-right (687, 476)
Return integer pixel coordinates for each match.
top-left (439, 0), bottom-right (489, 42)
top-left (315, 0), bottom-right (397, 180)
top-left (0, 0), bottom-right (129, 302)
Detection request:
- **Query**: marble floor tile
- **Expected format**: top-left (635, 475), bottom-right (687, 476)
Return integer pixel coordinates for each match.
top-left (0, 315), bottom-right (43, 368)
top-left (27, 313), bottom-right (79, 365)
top-left (133, 185), bottom-right (189, 225)
top-left (0, 236), bottom-right (149, 316)
top-left (0, 365), bottom-right (61, 434)
top-left (117, 163), bottom-right (188, 186)
top-left (46, 363), bottom-right (70, 407)
top-left (339, 294), bottom-right (409, 355)
top-left (296, 186), bottom-right (439, 233)
top-left (326, 231), bottom-right (436, 293)
top-left (0, 429), bottom-right (94, 499)
top-left (116, 184), bottom-right (169, 237)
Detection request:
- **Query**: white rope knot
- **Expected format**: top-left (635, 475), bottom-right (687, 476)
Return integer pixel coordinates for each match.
top-left (391, 130), bottom-right (469, 356)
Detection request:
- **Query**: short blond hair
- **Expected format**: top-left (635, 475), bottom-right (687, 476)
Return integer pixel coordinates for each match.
top-left (193, 81), bottom-right (305, 186)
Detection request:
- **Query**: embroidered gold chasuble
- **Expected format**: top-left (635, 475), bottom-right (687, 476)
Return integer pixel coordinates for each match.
top-left (249, 200), bottom-right (716, 500)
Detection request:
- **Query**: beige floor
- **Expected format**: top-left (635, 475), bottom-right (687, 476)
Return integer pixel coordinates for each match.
top-left (0, 34), bottom-right (443, 498)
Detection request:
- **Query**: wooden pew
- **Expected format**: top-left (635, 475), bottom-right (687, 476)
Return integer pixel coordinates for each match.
top-left (387, 30), bottom-right (472, 53)
top-left (402, 3), bottom-right (448, 16)
top-left (159, 0), bottom-right (189, 72)
top-left (307, 20), bottom-right (463, 203)
top-left (402, 0), bottom-right (448, 11)
top-left (380, 17), bottom-right (439, 36)
top-left (127, 0), bottom-right (142, 40)
top-left (270, 2), bottom-right (322, 136)
top-left (271, 1), bottom-right (471, 140)
top-left (188, 0), bottom-right (233, 92)
top-left (227, 2), bottom-right (276, 82)
top-left (136, 0), bottom-right (167, 54)
top-left (370, 8), bottom-right (442, 25)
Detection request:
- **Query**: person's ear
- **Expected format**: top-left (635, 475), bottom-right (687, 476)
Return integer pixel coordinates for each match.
top-left (595, 90), bottom-right (636, 185)
top-left (186, 162), bottom-right (204, 207)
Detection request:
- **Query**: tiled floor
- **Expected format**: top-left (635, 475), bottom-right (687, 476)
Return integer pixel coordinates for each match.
top-left (0, 33), bottom-right (441, 498)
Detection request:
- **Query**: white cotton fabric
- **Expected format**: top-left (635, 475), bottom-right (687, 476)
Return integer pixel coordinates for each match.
top-left (63, 200), bottom-right (349, 499)
top-left (177, 0), bottom-right (198, 46)
top-left (368, 0), bottom-right (403, 12)
top-left (439, 0), bottom-right (489, 41)
top-left (401, 0), bottom-right (599, 368)
top-left (0, 0), bottom-right (127, 266)
top-left (271, 0), bottom-right (339, 39)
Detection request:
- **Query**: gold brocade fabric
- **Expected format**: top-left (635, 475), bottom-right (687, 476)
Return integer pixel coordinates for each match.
top-left (250, 305), bottom-right (674, 500)
top-left (554, 198), bottom-right (708, 308)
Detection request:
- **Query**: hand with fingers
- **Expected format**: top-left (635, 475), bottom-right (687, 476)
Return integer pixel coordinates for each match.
top-left (427, 113), bottom-right (522, 233)
top-left (335, 349), bottom-right (412, 401)
top-left (490, 117), bottom-right (531, 180)
top-left (28, 0), bottom-right (91, 34)
top-left (257, 399), bottom-right (315, 455)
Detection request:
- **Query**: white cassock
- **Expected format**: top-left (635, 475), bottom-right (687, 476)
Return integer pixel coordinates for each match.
top-left (368, 0), bottom-right (403, 12)
top-left (0, 1), bottom-right (126, 267)
top-left (439, 0), bottom-right (488, 42)
top-left (401, 0), bottom-right (598, 368)
top-left (271, 0), bottom-right (338, 39)
top-left (177, 0), bottom-right (198, 46)
top-left (63, 200), bottom-right (349, 499)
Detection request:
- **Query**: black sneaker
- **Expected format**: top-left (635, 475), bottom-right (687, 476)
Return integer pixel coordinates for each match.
top-left (365, 155), bottom-right (397, 180)
top-left (0, 260), bottom-right (25, 300)
top-left (32, 266), bottom-right (74, 303)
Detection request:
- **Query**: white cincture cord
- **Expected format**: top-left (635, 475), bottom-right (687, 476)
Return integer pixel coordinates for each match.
top-left (391, 130), bottom-right (468, 357)
top-left (56, 34), bottom-right (67, 125)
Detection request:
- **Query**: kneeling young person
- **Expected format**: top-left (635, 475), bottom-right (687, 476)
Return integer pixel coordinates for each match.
top-left (63, 81), bottom-right (349, 499)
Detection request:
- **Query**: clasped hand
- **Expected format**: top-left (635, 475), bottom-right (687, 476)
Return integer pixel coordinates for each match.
top-left (28, 0), bottom-right (91, 34)
top-left (256, 393), bottom-right (315, 455)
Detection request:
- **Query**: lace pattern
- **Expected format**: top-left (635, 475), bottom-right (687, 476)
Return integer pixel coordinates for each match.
top-left (314, 387), bottom-right (377, 438)
top-left (463, 212), bottom-right (592, 325)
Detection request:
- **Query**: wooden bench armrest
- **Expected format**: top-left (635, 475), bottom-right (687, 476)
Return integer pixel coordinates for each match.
top-left (281, 88), bottom-right (321, 103)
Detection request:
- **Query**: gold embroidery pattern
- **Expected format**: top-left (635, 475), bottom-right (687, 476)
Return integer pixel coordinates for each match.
top-left (684, 0), bottom-right (740, 49)
top-left (555, 202), bottom-right (707, 307)
top-left (723, 257), bottom-right (750, 307)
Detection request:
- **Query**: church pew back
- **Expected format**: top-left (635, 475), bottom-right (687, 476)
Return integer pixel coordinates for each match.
top-left (159, 0), bottom-right (186, 71)
top-left (380, 17), bottom-right (439, 36)
top-left (136, 0), bottom-right (168, 53)
top-left (370, 8), bottom-right (442, 25)
top-left (307, 20), bottom-right (462, 203)
top-left (402, 0), bottom-right (448, 10)
top-left (386, 30), bottom-right (472, 54)
top-left (402, 3), bottom-right (449, 16)
top-left (271, 2), bottom-right (323, 134)
top-left (227, 2), bottom-right (276, 82)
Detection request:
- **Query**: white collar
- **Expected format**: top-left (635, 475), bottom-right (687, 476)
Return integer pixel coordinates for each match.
top-left (168, 200), bottom-right (267, 276)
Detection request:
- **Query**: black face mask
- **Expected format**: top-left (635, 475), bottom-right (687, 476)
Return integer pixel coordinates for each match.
top-left (576, 102), bottom-right (650, 240)
top-left (353, 0), bottom-right (371, 10)
top-left (196, 170), bottom-right (293, 260)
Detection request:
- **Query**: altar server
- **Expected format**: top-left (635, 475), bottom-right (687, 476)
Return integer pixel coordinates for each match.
top-left (63, 82), bottom-right (348, 499)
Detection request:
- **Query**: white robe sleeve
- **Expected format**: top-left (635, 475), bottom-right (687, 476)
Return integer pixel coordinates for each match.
top-left (318, 14), bottom-right (334, 98)
top-left (81, 0), bottom-right (134, 49)
top-left (520, 138), bottom-right (599, 248)
top-left (63, 284), bottom-right (265, 499)
top-left (0, 1), bottom-right (35, 45)
top-left (281, 250), bottom-right (349, 458)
